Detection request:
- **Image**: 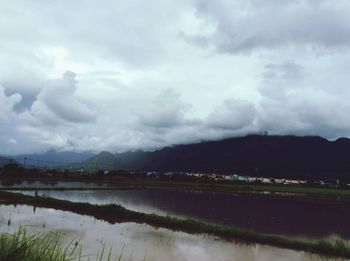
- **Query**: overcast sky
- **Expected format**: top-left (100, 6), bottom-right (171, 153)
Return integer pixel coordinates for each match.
top-left (1, 0), bottom-right (350, 154)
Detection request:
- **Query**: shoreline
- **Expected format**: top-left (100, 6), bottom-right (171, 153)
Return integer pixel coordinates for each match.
top-left (1, 176), bottom-right (350, 204)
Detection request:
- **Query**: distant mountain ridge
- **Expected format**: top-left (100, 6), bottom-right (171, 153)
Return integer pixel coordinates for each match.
top-left (0, 156), bottom-right (12, 167)
top-left (11, 150), bottom-right (95, 167)
top-left (79, 135), bottom-right (350, 178)
top-left (70, 151), bottom-right (118, 170)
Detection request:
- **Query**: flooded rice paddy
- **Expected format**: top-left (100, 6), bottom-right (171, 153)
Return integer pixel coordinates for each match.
top-left (14, 188), bottom-right (350, 239)
top-left (0, 180), bottom-right (347, 260)
top-left (0, 205), bottom-right (316, 261)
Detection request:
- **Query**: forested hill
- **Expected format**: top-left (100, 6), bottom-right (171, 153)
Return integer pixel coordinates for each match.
top-left (83, 135), bottom-right (350, 178)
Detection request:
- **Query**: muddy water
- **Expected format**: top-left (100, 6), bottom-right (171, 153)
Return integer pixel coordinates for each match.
top-left (16, 189), bottom-right (350, 240)
top-left (0, 205), bottom-right (316, 261)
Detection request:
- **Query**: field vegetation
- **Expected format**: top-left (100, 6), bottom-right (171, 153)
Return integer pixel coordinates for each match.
top-left (0, 229), bottom-right (79, 261)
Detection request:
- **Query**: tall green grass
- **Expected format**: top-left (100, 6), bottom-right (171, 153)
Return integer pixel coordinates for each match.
top-left (0, 229), bottom-right (80, 261)
top-left (0, 229), bottom-right (133, 261)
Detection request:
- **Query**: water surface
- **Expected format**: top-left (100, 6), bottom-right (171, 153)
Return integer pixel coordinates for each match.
top-left (3, 179), bottom-right (350, 240)
top-left (0, 204), bottom-right (315, 261)
top-left (16, 188), bottom-right (350, 240)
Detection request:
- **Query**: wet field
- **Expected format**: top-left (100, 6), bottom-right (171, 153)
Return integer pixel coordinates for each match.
top-left (0, 205), bottom-right (316, 261)
top-left (15, 187), bottom-right (350, 239)
top-left (0, 180), bottom-right (348, 260)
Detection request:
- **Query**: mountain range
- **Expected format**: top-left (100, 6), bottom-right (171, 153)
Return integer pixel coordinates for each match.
top-left (9, 150), bottom-right (95, 167)
top-left (76, 135), bottom-right (350, 178)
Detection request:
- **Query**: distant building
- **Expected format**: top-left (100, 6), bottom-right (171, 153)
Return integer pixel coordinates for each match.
top-left (223, 175), bottom-right (234, 180)
top-left (261, 178), bottom-right (272, 184)
top-left (246, 176), bottom-right (257, 183)
top-left (232, 174), bottom-right (246, 182)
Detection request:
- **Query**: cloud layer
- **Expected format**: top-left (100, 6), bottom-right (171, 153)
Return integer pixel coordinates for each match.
top-left (187, 0), bottom-right (350, 53)
top-left (1, 0), bottom-right (350, 154)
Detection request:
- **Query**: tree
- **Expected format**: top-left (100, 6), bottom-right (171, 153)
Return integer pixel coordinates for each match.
top-left (2, 162), bottom-right (24, 176)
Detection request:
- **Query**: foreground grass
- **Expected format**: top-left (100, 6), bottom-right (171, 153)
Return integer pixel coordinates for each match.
top-left (0, 191), bottom-right (349, 259)
top-left (0, 229), bottom-right (79, 261)
top-left (0, 229), bottom-right (127, 261)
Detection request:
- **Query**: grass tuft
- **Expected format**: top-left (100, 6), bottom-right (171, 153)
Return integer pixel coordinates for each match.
top-left (0, 228), bottom-right (79, 261)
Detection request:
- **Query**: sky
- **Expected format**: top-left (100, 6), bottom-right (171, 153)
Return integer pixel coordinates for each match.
top-left (1, 0), bottom-right (350, 155)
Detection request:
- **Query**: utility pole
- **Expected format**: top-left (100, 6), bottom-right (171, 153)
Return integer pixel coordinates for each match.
top-left (23, 157), bottom-right (28, 169)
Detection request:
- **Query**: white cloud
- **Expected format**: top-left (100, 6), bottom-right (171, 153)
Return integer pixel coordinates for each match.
top-left (138, 89), bottom-right (191, 129)
top-left (1, 0), bottom-right (350, 154)
top-left (30, 71), bottom-right (96, 125)
top-left (207, 99), bottom-right (256, 131)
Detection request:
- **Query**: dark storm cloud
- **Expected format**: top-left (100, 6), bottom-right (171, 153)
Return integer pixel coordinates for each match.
top-left (2, 79), bottom-right (42, 112)
top-left (186, 0), bottom-right (350, 54)
top-left (0, 67), bottom-right (49, 112)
